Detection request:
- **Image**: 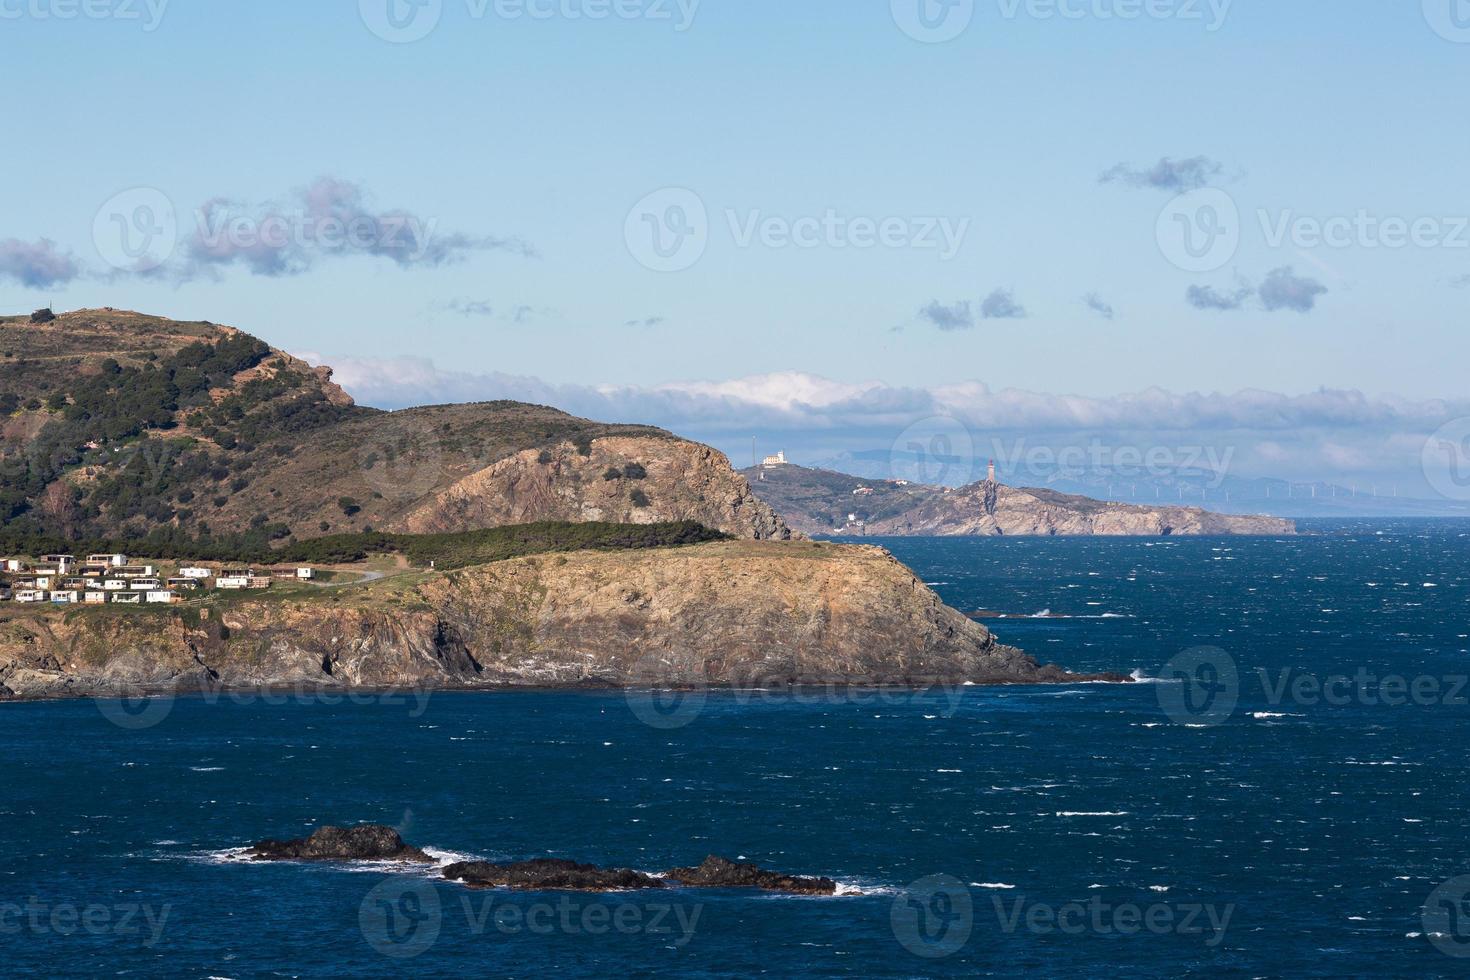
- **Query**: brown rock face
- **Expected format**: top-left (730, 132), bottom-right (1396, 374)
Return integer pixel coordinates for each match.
top-left (393, 436), bottom-right (792, 541)
top-left (0, 541), bottom-right (1123, 701)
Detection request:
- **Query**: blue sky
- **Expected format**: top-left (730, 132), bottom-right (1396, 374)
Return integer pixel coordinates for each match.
top-left (4, 1), bottom-right (1469, 495)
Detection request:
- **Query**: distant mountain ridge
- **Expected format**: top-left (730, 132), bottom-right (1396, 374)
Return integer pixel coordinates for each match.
top-left (742, 462), bottom-right (1295, 537)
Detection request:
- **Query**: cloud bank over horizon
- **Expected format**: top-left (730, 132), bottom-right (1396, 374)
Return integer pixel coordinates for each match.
top-left (299, 352), bottom-right (1461, 494)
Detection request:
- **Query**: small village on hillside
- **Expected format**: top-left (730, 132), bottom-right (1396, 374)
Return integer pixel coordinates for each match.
top-left (0, 553), bottom-right (316, 606)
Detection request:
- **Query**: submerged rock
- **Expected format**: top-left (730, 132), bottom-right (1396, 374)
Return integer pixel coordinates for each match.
top-left (665, 856), bottom-right (839, 896)
top-left (442, 859), bottom-right (666, 892)
top-left (249, 825), bottom-right (432, 863)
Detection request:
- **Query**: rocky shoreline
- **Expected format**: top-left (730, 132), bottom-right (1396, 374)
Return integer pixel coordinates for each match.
top-left (249, 826), bottom-right (847, 896)
top-left (0, 541), bottom-right (1131, 702)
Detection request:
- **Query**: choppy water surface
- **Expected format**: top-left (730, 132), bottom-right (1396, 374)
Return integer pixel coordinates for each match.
top-left (3, 519), bottom-right (1469, 977)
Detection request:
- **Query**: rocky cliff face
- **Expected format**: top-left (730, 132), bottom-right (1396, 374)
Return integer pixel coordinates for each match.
top-left (746, 464), bottom-right (1295, 537)
top-left (0, 542), bottom-right (1118, 701)
top-left (392, 436), bottom-right (791, 541)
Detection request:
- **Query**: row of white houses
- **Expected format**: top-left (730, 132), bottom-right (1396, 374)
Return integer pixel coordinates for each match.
top-left (1, 554), bottom-right (315, 606)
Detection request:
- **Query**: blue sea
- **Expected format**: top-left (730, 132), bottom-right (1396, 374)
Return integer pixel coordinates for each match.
top-left (4, 519), bottom-right (1470, 977)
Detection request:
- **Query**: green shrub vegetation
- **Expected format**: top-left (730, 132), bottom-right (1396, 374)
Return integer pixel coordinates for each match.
top-left (0, 520), bottom-right (727, 570)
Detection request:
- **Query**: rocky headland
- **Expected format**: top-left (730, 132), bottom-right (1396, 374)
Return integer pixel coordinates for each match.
top-left (744, 463), bottom-right (1296, 537)
top-left (0, 540), bottom-right (1127, 701)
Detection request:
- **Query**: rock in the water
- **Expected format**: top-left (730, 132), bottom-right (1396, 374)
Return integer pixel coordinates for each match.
top-left (664, 856), bottom-right (840, 895)
top-left (442, 859), bottom-right (666, 892)
top-left (249, 825), bottom-right (431, 863)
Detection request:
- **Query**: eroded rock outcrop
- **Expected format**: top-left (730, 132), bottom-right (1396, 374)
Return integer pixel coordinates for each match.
top-left (394, 436), bottom-right (792, 541)
top-left (665, 856), bottom-right (838, 895)
top-left (249, 826), bottom-right (432, 863)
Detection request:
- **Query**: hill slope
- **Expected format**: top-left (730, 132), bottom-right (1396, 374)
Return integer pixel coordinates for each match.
top-left (0, 310), bottom-right (789, 544)
top-left (744, 463), bottom-right (1296, 536)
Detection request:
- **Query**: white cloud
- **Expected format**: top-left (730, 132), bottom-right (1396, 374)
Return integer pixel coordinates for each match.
top-left (299, 353), bottom-right (1463, 487)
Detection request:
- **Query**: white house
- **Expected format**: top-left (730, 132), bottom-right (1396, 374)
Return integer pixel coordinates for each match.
top-left (33, 576), bottom-right (52, 591)
top-left (51, 591), bottom-right (80, 604)
top-left (296, 567), bottom-right (315, 580)
top-left (84, 591), bottom-right (108, 604)
top-left (145, 591), bottom-right (178, 604)
top-left (111, 592), bottom-right (142, 604)
top-left (216, 576), bottom-right (250, 590)
top-left (129, 579), bottom-right (164, 591)
top-left (761, 451), bottom-right (787, 467)
top-left (41, 554), bottom-right (75, 571)
top-left (103, 579), bottom-right (128, 591)
top-left (87, 554), bottom-right (129, 567)
top-left (178, 567), bottom-right (212, 579)
top-left (2, 559), bottom-right (25, 572)
top-left (15, 590), bottom-right (47, 603)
